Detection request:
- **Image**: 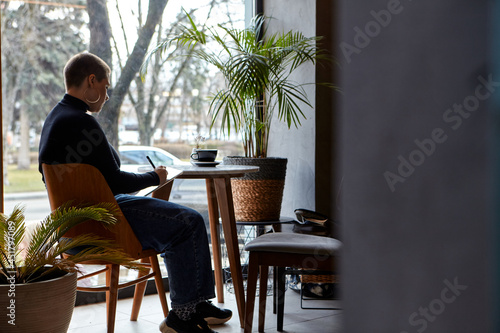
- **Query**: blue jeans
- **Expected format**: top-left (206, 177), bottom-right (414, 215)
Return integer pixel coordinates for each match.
top-left (115, 194), bottom-right (215, 308)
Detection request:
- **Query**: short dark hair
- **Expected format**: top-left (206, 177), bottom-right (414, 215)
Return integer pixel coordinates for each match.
top-left (64, 52), bottom-right (111, 89)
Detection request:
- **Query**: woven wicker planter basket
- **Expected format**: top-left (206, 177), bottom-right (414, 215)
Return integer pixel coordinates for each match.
top-left (223, 156), bottom-right (287, 221)
top-left (0, 270), bottom-right (77, 332)
top-left (301, 273), bottom-right (338, 284)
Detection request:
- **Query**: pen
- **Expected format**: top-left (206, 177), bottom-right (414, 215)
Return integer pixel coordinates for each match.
top-left (146, 156), bottom-right (156, 169)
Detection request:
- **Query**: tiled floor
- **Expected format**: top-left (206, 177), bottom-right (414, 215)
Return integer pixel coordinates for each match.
top-left (68, 286), bottom-right (342, 332)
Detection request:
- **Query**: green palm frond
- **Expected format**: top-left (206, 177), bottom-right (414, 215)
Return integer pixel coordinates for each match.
top-left (143, 11), bottom-right (336, 158)
top-left (22, 235), bottom-right (141, 283)
top-left (0, 205), bottom-right (26, 248)
top-left (23, 203), bottom-right (117, 268)
top-left (209, 89), bottom-right (244, 135)
top-left (0, 205), bottom-right (26, 276)
top-left (0, 203), bottom-right (145, 284)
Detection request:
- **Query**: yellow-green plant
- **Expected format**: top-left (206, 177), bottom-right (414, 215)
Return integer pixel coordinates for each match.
top-left (0, 203), bottom-right (141, 284)
top-left (142, 12), bottom-right (334, 158)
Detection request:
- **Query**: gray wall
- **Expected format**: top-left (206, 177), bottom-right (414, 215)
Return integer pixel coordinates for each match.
top-left (340, 0), bottom-right (493, 332)
top-left (262, 0), bottom-right (494, 331)
top-left (264, 0), bottom-right (317, 218)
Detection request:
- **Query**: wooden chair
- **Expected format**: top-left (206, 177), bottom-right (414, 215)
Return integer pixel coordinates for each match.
top-left (42, 163), bottom-right (171, 333)
top-left (243, 232), bottom-right (341, 332)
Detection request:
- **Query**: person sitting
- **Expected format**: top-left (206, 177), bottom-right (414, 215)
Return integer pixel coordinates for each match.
top-left (38, 52), bottom-right (231, 333)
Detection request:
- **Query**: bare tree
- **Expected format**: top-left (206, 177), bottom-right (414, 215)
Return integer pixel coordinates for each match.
top-left (1, 2), bottom-right (86, 171)
top-left (115, 7), bottom-right (202, 145)
top-left (87, 0), bottom-right (112, 66)
top-left (87, 0), bottom-right (169, 147)
top-left (130, 0), bottom-right (239, 145)
top-left (87, 0), bottom-right (243, 146)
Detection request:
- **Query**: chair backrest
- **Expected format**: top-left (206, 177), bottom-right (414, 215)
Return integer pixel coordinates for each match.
top-left (42, 163), bottom-right (145, 258)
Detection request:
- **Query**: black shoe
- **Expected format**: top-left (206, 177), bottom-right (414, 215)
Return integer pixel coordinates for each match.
top-left (159, 311), bottom-right (217, 333)
top-left (195, 300), bottom-right (232, 325)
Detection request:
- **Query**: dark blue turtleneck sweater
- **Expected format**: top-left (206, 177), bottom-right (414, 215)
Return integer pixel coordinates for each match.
top-left (38, 94), bottom-right (159, 195)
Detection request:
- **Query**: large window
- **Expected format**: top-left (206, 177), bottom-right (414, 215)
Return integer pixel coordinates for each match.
top-left (1, 0), bottom-right (249, 292)
top-left (2, 0), bottom-right (246, 220)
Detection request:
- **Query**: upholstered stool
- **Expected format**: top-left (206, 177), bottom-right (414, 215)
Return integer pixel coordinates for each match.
top-left (223, 217), bottom-right (294, 294)
top-left (243, 232), bottom-right (342, 332)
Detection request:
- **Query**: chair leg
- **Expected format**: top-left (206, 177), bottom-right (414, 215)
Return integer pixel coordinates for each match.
top-left (244, 252), bottom-right (259, 333)
top-left (130, 258), bottom-right (151, 321)
top-left (277, 266), bottom-right (286, 332)
top-left (150, 254), bottom-right (169, 317)
top-left (273, 266), bottom-right (277, 314)
top-left (258, 265), bottom-right (269, 333)
top-left (106, 264), bottom-right (120, 333)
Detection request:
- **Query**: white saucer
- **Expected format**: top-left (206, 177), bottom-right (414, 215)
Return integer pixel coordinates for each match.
top-left (190, 160), bottom-right (221, 167)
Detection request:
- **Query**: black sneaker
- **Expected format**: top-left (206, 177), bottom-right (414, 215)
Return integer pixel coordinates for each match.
top-left (159, 311), bottom-right (217, 333)
top-left (195, 301), bottom-right (232, 325)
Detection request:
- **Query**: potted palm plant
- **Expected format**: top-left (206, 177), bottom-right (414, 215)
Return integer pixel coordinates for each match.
top-left (142, 12), bottom-right (332, 221)
top-left (0, 204), bottom-right (141, 333)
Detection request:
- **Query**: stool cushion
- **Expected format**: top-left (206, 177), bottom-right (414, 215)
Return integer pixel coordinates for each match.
top-left (244, 232), bottom-right (342, 256)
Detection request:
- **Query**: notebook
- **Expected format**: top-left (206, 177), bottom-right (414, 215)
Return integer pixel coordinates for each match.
top-left (136, 166), bottom-right (184, 197)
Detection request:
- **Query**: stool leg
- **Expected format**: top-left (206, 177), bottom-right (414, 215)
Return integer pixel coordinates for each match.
top-left (244, 252), bottom-right (259, 333)
top-left (277, 266), bottom-right (286, 332)
top-left (273, 266), bottom-right (277, 314)
top-left (258, 265), bottom-right (269, 332)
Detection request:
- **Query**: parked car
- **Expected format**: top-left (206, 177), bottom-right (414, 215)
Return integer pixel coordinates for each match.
top-left (118, 145), bottom-right (188, 173)
top-left (118, 145), bottom-right (205, 204)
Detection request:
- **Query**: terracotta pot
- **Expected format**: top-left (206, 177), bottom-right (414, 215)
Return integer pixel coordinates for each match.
top-left (223, 156), bottom-right (287, 221)
top-left (0, 270), bottom-right (77, 332)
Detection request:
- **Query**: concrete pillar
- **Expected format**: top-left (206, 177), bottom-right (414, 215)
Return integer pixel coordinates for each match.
top-left (264, 0), bottom-right (317, 218)
top-left (340, 0), bottom-right (493, 332)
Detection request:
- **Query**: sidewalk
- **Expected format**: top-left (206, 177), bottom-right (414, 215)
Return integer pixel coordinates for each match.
top-left (3, 191), bottom-right (51, 222)
top-left (4, 191), bottom-right (48, 201)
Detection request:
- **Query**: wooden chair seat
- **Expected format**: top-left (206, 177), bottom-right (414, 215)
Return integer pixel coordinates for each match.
top-left (42, 163), bottom-right (170, 333)
top-left (243, 232), bottom-right (341, 332)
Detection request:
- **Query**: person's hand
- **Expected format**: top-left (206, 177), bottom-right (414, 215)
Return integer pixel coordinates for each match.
top-left (154, 166), bottom-right (168, 184)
